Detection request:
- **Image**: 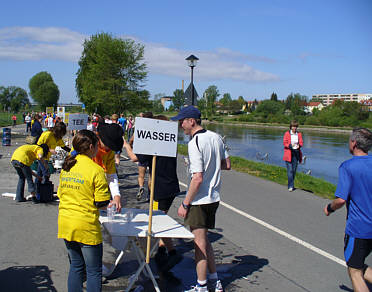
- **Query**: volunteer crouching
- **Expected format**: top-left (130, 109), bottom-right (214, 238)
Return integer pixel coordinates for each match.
top-left (57, 130), bottom-right (112, 292)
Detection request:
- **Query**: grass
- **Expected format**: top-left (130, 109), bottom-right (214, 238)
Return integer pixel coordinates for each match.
top-left (0, 113), bottom-right (23, 127)
top-left (178, 144), bottom-right (336, 199)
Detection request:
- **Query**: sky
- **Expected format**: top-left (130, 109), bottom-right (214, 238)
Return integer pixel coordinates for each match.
top-left (0, 0), bottom-right (371, 104)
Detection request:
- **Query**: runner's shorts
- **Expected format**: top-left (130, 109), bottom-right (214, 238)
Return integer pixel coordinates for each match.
top-left (344, 234), bottom-right (372, 269)
top-left (184, 202), bottom-right (219, 229)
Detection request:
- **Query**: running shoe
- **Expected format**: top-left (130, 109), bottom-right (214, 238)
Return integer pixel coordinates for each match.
top-left (184, 284), bottom-right (208, 292)
top-left (208, 279), bottom-right (223, 292)
top-left (136, 187), bottom-right (144, 201)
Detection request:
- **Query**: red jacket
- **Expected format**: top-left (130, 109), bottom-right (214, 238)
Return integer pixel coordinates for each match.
top-left (283, 130), bottom-right (303, 162)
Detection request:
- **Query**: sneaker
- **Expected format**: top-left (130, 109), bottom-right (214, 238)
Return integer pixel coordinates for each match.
top-left (15, 198), bottom-right (27, 202)
top-left (32, 197), bottom-right (40, 204)
top-left (208, 279), bottom-right (223, 292)
top-left (184, 284), bottom-right (208, 292)
top-left (136, 187), bottom-right (144, 201)
top-left (288, 187), bottom-right (294, 192)
top-left (161, 251), bottom-right (183, 272)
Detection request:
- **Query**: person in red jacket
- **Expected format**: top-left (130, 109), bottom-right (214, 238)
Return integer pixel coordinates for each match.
top-left (12, 114), bottom-right (17, 127)
top-left (283, 120), bottom-right (303, 191)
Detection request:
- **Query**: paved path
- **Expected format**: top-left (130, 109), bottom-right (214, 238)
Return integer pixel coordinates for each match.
top-left (0, 124), bottom-right (369, 291)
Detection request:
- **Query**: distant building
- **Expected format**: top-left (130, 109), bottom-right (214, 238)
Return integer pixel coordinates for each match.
top-left (360, 100), bottom-right (372, 112)
top-left (312, 93), bottom-right (372, 106)
top-left (305, 102), bottom-right (324, 113)
top-left (160, 96), bottom-right (173, 110)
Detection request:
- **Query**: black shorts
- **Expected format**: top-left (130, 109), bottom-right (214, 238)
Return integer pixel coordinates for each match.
top-left (184, 202), bottom-right (219, 229)
top-left (156, 196), bottom-right (176, 212)
top-left (344, 234), bottom-right (372, 269)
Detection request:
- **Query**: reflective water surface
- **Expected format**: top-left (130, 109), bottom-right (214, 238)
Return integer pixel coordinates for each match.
top-left (179, 124), bottom-right (352, 185)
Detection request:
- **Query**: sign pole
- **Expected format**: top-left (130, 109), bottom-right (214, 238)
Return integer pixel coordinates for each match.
top-left (146, 155), bottom-right (157, 263)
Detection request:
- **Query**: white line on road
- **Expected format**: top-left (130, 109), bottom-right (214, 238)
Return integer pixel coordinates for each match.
top-left (178, 180), bottom-right (346, 267)
top-left (120, 158), bottom-right (346, 268)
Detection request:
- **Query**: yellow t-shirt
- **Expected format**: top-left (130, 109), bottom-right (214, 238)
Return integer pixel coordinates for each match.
top-left (37, 131), bottom-right (65, 160)
top-left (57, 154), bottom-right (110, 245)
top-left (11, 145), bottom-right (44, 166)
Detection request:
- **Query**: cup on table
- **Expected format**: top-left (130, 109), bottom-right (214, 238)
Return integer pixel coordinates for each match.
top-left (123, 209), bottom-right (134, 222)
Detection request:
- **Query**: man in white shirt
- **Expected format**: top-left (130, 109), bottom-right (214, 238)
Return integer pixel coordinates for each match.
top-left (171, 106), bottom-right (231, 292)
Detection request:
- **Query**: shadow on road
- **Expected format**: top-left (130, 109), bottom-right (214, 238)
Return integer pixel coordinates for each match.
top-left (0, 265), bottom-right (57, 292)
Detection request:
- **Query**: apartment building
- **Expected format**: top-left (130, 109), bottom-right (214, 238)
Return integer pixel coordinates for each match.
top-left (312, 93), bottom-right (372, 106)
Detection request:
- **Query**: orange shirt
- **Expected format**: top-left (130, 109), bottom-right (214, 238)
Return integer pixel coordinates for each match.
top-left (93, 143), bottom-right (116, 174)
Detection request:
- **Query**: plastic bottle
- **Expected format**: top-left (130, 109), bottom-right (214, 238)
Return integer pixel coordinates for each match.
top-left (107, 205), bottom-right (116, 221)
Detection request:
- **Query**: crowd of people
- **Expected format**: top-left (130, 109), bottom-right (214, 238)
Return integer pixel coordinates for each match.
top-left (9, 107), bottom-right (372, 292)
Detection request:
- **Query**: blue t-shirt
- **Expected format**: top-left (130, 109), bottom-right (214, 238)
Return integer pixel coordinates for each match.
top-left (335, 155), bottom-right (372, 239)
top-left (118, 117), bottom-right (126, 131)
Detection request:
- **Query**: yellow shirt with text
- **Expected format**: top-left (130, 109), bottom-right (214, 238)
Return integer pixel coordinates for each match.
top-left (11, 145), bottom-right (44, 166)
top-left (37, 131), bottom-right (65, 160)
top-left (57, 154), bottom-right (110, 245)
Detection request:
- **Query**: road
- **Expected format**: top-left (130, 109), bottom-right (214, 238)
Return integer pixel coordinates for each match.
top-left (0, 124), bottom-right (369, 291)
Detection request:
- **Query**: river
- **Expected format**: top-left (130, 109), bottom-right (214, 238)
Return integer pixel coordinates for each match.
top-left (179, 123), bottom-right (352, 185)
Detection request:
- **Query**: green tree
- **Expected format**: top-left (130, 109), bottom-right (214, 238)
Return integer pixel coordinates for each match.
top-left (76, 32), bottom-right (147, 114)
top-left (204, 85), bottom-right (219, 119)
top-left (237, 96), bottom-right (246, 107)
top-left (255, 100), bottom-right (285, 117)
top-left (219, 93), bottom-right (232, 107)
top-left (0, 86), bottom-right (30, 112)
top-left (270, 92), bottom-right (278, 101)
top-left (29, 72), bottom-right (59, 109)
top-left (151, 93), bottom-right (165, 114)
top-left (172, 89), bottom-right (184, 110)
top-left (285, 93), bottom-right (307, 116)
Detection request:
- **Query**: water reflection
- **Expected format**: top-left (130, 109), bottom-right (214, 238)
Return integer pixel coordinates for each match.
top-left (178, 124), bottom-right (351, 185)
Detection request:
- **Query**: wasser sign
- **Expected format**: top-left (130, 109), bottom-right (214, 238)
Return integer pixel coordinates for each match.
top-left (67, 114), bottom-right (88, 130)
top-left (133, 117), bottom-right (178, 157)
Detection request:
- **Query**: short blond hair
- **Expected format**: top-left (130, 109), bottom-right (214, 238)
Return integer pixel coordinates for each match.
top-left (111, 114), bottom-right (119, 121)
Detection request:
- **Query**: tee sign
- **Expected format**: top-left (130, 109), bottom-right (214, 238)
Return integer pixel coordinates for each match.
top-left (67, 114), bottom-right (88, 130)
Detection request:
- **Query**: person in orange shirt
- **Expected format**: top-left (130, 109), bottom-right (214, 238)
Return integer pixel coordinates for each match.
top-left (94, 123), bottom-right (124, 212)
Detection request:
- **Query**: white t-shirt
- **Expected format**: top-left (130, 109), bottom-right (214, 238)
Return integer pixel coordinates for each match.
top-left (290, 130), bottom-right (299, 149)
top-left (25, 116), bottom-right (32, 123)
top-left (187, 129), bottom-right (229, 205)
top-left (47, 117), bottom-right (54, 128)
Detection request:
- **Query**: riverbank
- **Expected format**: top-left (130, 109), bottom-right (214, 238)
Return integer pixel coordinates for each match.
top-left (203, 119), bottom-right (352, 134)
top-left (178, 144), bottom-right (336, 199)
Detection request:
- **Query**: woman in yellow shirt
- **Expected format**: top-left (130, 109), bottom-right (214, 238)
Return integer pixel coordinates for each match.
top-left (37, 122), bottom-right (71, 159)
top-left (57, 130), bottom-right (111, 292)
top-left (11, 144), bottom-right (49, 202)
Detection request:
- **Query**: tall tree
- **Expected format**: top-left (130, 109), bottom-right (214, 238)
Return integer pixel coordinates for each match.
top-left (0, 86), bottom-right (30, 112)
top-left (270, 92), bottom-right (278, 101)
top-left (285, 93), bottom-right (307, 115)
top-left (204, 85), bottom-right (219, 119)
top-left (172, 89), bottom-right (184, 110)
top-left (29, 72), bottom-right (59, 109)
top-left (76, 32), bottom-right (148, 114)
top-left (219, 93), bottom-right (232, 106)
top-left (237, 96), bottom-right (246, 106)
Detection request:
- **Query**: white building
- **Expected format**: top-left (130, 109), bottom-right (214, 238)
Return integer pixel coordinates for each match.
top-left (312, 93), bottom-right (372, 106)
top-left (304, 102), bottom-right (324, 114)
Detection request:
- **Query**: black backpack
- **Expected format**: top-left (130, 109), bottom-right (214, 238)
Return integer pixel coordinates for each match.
top-left (38, 181), bottom-right (54, 203)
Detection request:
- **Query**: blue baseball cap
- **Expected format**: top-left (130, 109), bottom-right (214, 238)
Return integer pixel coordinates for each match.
top-left (171, 106), bottom-right (201, 121)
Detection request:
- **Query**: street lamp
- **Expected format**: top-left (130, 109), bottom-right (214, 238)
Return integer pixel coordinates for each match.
top-left (186, 54), bottom-right (199, 106)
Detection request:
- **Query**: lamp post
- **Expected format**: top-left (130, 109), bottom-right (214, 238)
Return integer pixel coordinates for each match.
top-left (186, 54), bottom-right (199, 106)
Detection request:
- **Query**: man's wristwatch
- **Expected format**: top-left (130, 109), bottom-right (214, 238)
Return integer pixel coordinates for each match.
top-left (182, 202), bottom-right (190, 210)
top-left (327, 203), bottom-right (335, 213)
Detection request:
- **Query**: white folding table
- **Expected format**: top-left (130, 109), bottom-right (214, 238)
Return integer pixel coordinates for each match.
top-left (100, 208), bottom-right (194, 292)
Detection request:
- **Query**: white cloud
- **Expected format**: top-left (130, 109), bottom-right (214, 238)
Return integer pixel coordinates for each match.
top-left (0, 26), bottom-right (279, 82)
top-left (0, 26), bottom-right (84, 61)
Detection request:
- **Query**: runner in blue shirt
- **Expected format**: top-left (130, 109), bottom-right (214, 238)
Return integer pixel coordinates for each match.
top-left (324, 127), bottom-right (372, 292)
top-left (118, 114), bottom-right (126, 133)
